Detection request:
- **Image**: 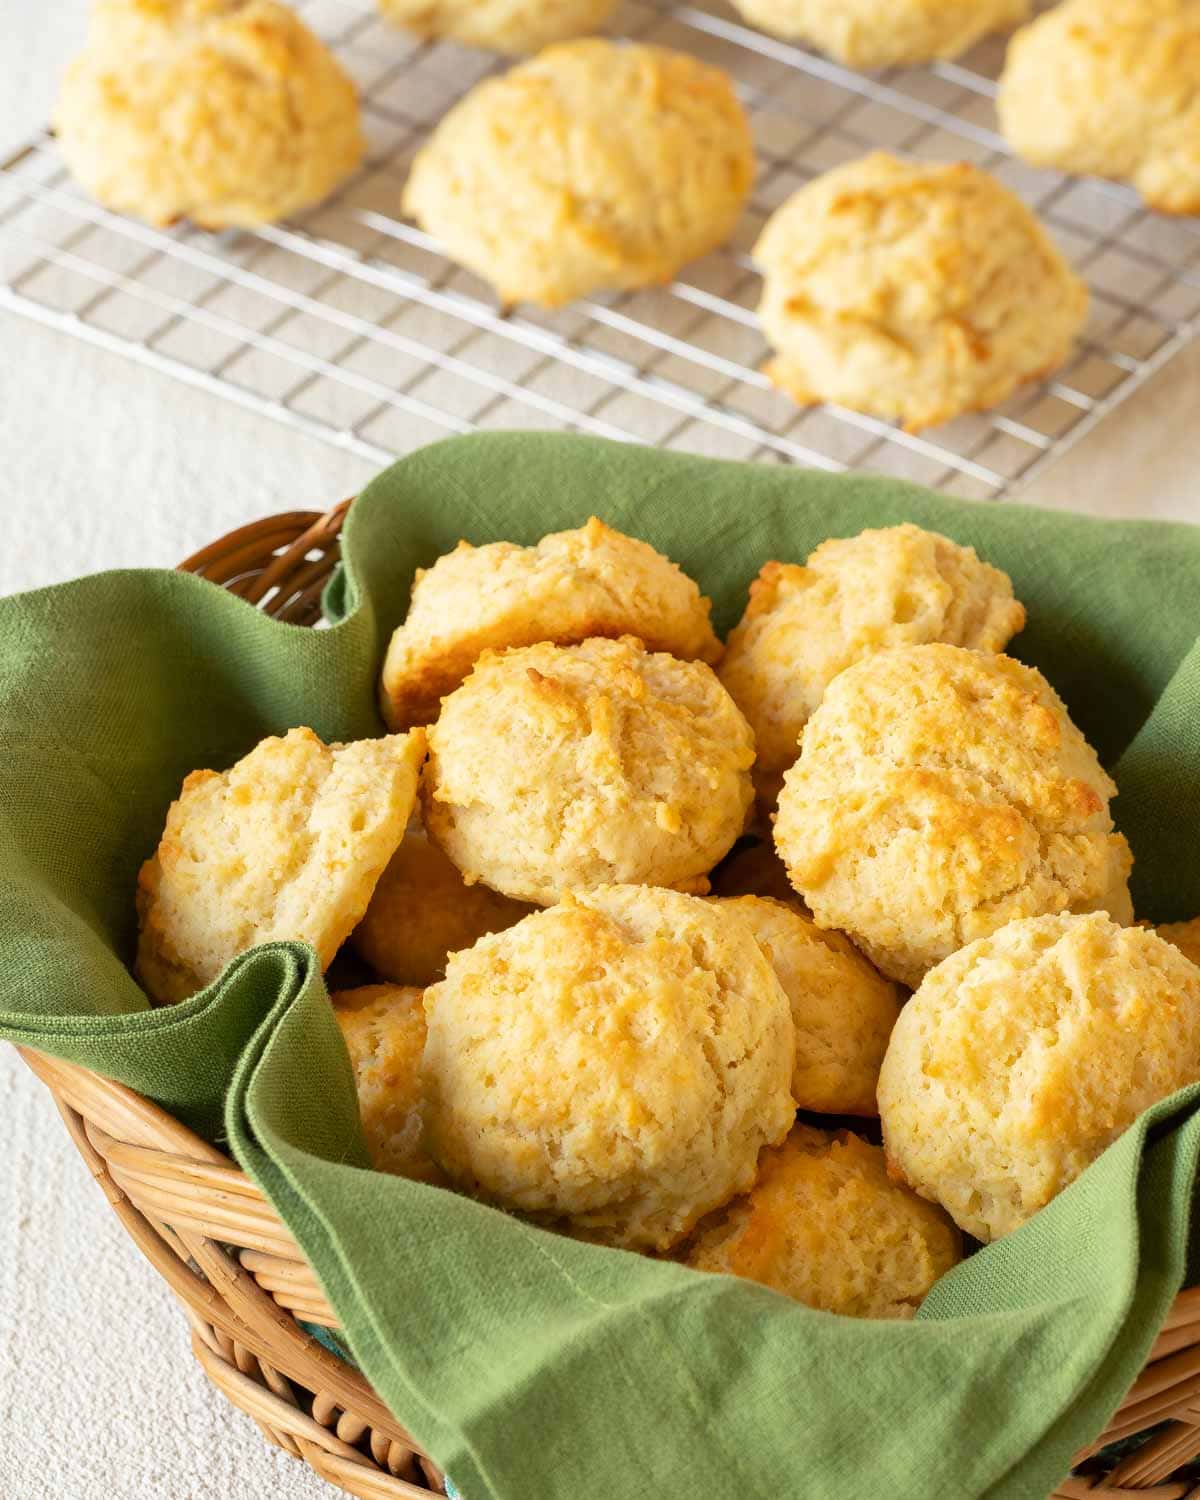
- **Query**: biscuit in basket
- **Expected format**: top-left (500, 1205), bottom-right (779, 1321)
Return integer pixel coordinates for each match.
top-left (378, 0), bottom-right (617, 52)
top-left (332, 984), bottom-right (444, 1182)
top-left (719, 524), bottom-right (1025, 807)
top-left (136, 727), bottom-right (426, 1005)
top-left (998, 0), bottom-right (1200, 217)
top-left (1158, 918), bottom-right (1200, 968)
top-left (754, 153), bottom-right (1088, 432)
top-left (54, 0), bottom-right (364, 230)
top-left (423, 636), bottom-right (755, 905)
top-left (879, 913), bottom-right (1200, 1241)
top-left (713, 897), bottom-right (900, 1115)
top-left (381, 517), bottom-right (721, 730)
top-left (402, 40), bottom-right (755, 308)
top-left (352, 821), bottom-right (531, 986)
top-left (421, 885), bottom-right (796, 1250)
top-left (682, 1124), bottom-right (962, 1317)
top-left (728, 0), bottom-right (1028, 67)
top-left (774, 644), bottom-right (1133, 987)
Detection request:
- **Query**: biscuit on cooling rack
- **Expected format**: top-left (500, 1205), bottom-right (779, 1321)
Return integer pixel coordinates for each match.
top-left (999, 0), bottom-right (1200, 217)
top-left (55, 0), bottom-right (364, 229)
top-left (754, 153), bottom-right (1088, 431)
top-left (719, 524), bottom-right (1025, 808)
top-left (332, 983), bottom-right (444, 1182)
top-left (682, 1124), bottom-right (962, 1317)
top-left (136, 726), bottom-right (425, 1004)
top-left (422, 885), bottom-right (796, 1250)
top-left (879, 913), bottom-right (1200, 1241)
top-left (403, 40), bottom-right (755, 307)
top-left (774, 644), bottom-right (1133, 987)
top-left (422, 636), bottom-right (755, 906)
top-left (381, 516), bottom-right (721, 730)
top-left (378, 0), bottom-right (617, 53)
top-left (728, 0), bottom-right (1029, 67)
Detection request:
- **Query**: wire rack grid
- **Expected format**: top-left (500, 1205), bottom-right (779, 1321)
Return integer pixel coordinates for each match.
top-left (2, 0), bottom-right (1199, 500)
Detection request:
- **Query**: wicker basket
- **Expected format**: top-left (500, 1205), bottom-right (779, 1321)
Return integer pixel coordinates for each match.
top-left (17, 502), bottom-right (1200, 1500)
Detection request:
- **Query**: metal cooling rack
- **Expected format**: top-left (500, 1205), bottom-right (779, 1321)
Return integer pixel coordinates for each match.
top-left (3, 0), bottom-right (1200, 499)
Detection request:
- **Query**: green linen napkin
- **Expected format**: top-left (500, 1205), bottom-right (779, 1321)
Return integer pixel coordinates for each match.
top-left (3, 432), bottom-right (1200, 1500)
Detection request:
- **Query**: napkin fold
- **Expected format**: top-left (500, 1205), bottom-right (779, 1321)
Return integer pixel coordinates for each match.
top-left (4, 433), bottom-right (1200, 1500)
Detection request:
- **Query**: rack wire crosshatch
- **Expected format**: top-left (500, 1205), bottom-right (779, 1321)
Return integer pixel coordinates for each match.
top-left (2, 0), bottom-right (1199, 500)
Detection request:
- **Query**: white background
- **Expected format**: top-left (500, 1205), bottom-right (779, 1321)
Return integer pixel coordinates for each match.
top-left (1, 4), bottom-right (1198, 1498)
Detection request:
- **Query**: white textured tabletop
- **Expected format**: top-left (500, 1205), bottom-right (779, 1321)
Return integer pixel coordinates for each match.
top-left (1, 4), bottom-right (1198, 1499)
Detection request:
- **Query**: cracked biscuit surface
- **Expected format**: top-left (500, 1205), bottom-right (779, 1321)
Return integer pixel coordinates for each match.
top-left (682, 1124), bottom-right (961, 1317)
top-left (879, 913), bottom-right (1200, 1241)
top-left (381, 517), bottom-right (721, 730)
top-left (423, 636), bottom-right (755, 905)
top-left (754, 153), bottom-right (1087, 431)
top-left (713, 897), bottom-right (901, 1115)
top-left (55, 0), bottom-right (364, 229)
top-left (999, 0), bottom-right (1200, 216)
top-left (136, 726), bottom-right (425, 1004)
top-left (402, 40), bottom-right (755, 307)
top-left (332, 984), bottom-right (444, 1183)
top-left (421, 885), bottom-right (796, 1250)
top-left (719, 524), bottom-right (1025, 807)
top-left (774, 644), bottom-right (1133, 987)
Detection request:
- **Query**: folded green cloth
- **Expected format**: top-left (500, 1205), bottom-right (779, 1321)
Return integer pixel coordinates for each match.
top-left (3, 433), bottom-right (1200, 1500)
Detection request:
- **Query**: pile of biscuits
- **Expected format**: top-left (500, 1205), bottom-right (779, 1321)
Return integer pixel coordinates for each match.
top-left (52, 0), bottom-right (1200, 434)
top-left (134, 516), bottom-right (1200, 1319)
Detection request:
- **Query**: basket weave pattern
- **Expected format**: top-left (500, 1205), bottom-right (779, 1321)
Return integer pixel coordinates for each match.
top-left (17, 502), bottom-right (1200, 1499)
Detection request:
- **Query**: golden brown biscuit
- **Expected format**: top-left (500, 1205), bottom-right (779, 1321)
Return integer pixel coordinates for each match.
top-left (422, 886), bottom-right (796, 1250)
top-left (403, 40), bottom-right (755, 308)
top-left (719, 525), bottom-right (1025, 807)
top-left (1158, 918), bottom-right (1200, 968)
top-left (331, 984), bottom-right (444, 1182)
top-left (774, 644), bottom-right (1133, 987)
top-left (682, 1124), bottom-right (961, 1318)
top-left (378, 0), bottom-right (617, 52)
top-left (352, 822), bottom-right (531, 985)
top-left (879, 913), bottom-right (1200, 1241)
top-left (754, 154), bottom-right (1088, 432)
top-left (55, 0), bottom-right (364, 229)
top-left (423, 637), bottom-right (755, 906)
top-left (714, 897), bottom-right (901, 1115)
top-left (381, 517), bottom-right (721, 730)
top-left (136, 727), bottom-right (425, 1004)
top-left (999, 0), bottom-right (1200, 216)
top-left (729, 0), bottom-right (1028, 66)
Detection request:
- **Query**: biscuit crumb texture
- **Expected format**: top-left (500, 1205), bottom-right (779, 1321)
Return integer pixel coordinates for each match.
top-left (754, 153), bottom-right (1087, 431)
top-left (1159, 917), bottom-right (1200, 968)
top-left (713, 897), bottom-right (901, 1115)
top-left (353, 822), bottom-right (531, 985)
top-left (422, 885), bottom-right (796, 1249)
top-left (999, 0), bottom-right (1200, 216)
top-left (729, 0), bottom-right (1028, 66)
top-left (879, 913), bottom-right (1200, 1241)
top-left (381, 517), bottom-right (721, 730)
top-left (332, 984), bottom-right (444, 1182)
top-left (774, 644), bottom-right (1133, 987)
top-left (55, 0), bottom-right (364, 229)
top-left (378, 0), bottom-right (617, 52)
top-left (403, 39), bottom-right (755, 307)
top-left (683, 1124), bottom-right (962, 1318)
top-left (424, 636), bottom-right (755, 905)
top-left (136, 726), bottom-right (426, 1004)
top-left (719, 524), bottom-right (1025, 805)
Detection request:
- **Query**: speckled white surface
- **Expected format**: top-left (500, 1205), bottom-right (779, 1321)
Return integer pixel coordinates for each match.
top-left (1, 3), bottom-right (1198, 1498)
